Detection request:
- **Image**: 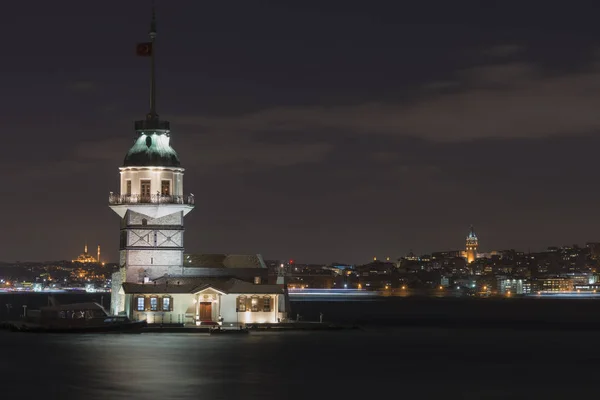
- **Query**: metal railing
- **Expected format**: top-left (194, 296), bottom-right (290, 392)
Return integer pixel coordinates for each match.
top-left (108, 193), bottom-right (195, 205)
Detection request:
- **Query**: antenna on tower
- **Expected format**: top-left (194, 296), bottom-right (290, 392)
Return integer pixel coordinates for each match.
top-left (134, 0), bottom-right (169, 132)
top-left (148, 0), bottom-right (158, 120)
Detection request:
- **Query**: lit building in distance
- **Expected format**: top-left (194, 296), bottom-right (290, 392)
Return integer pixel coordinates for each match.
top-left (72, 243), bottom-right (98, 264)
top-left (109, 7), bottom-right (287, 325)
top-left (463, 225), bottom-right (479, 264)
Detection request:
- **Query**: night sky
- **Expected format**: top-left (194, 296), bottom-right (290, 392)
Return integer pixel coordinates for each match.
top-left (3, 1), bottom-right (600, 264)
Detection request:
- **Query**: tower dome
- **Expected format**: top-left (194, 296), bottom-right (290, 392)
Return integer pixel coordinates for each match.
top-left (123, 129), bottom-right (180, 167)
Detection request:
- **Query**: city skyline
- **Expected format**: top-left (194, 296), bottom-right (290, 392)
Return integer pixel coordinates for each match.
top-left (3, 1), bottom-right (600, 263)
top-left (6, 230), bottom-right (599, 266)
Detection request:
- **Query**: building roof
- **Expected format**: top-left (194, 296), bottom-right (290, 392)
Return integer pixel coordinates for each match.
top-left (184, 254), bottom-right (266, 269)
top-left (467, 225), bottom-right (478, 240)
top-left (122, 282), bottom-right (198, 294)
top-left (225, 279), bottom-right (284, 294)
top-left (122, 278), bottom-right (284, 295)
top-left (123, 132), bottom-right (181, 167)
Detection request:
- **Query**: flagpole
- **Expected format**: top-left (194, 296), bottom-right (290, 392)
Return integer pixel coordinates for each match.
top-left (149, 2), bottom-right (157, 119)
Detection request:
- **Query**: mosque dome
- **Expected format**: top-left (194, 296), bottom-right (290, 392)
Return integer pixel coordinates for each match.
top-left (123, 131), bottom-right (180, 167)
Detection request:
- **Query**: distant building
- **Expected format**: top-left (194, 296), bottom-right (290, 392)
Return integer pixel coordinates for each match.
top-left (586, 243), bottom-right (600, 260)
top-left (462, 225), bottom-right (479, 264)
top-left (498, 278), bottom-right (530, 295)
top-left (72, 244), bottom-right (98, 264)
top-left (530, 277), bottom-right (573, 293)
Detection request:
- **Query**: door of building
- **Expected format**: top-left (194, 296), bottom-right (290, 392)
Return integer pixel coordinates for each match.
top-left (140, 180), bottom-right (151, 202)
top-left (199, 302), bottom-right (212, 321)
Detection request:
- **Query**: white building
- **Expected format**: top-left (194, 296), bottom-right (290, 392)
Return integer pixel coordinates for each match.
top-left (122, 278), bottom-right (286, 326)
top-left (109, 8), bottom-right (288, 325)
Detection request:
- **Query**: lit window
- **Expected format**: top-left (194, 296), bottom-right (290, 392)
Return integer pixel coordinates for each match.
top-left (161, 180), bottom-right (170, 196)
top-left (162, 297), bottom-right (171, 311)
top-left (254, 276), bottom-right (261, 284)
top-left (136, 297), bottom-right (145, 311)
top-left (263, 297), bottom-right (271, 312)
top-left (150, 297), bottom-right (158, 311)
top-left (251, 297), bottom-right (259, 312)
top-left (126, 180), bottom-right (132, 196)
top-left (237, 296), bottom-right (246, 312)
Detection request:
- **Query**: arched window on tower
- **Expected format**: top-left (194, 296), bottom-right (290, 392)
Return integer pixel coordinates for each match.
top-left (142, 218), bottom-right (147, 226)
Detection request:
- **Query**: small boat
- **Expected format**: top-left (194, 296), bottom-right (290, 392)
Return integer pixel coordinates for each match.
top-left (15, 300), bottom-right (146, 333)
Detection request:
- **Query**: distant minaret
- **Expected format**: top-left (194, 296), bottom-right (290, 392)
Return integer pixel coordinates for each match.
top-left (465, 225), bottom-right (478, 263)
top-left (97, 245), bottom-right (101, 264)
top-left (84, 243), bottom-right (88, 254)
top-left (108, 2), bottom-right (194, 290)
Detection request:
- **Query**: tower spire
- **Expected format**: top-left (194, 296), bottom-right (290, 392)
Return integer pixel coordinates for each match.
top-left (134, 0), bottom-right (169, 132)
top-left (148, 0), bottom-right (157, 119)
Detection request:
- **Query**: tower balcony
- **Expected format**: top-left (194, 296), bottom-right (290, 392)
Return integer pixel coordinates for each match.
top-left (108, 193), bottom-right (195, 206)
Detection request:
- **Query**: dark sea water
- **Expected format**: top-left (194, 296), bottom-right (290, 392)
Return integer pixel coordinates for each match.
top-left (2, 327), bottom-right (600, 399)
top-left (2, 294), bottom-right (600, 399)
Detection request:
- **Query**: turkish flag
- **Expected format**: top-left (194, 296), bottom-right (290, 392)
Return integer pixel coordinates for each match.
top-left (136, 42), bottom-right (152, 57)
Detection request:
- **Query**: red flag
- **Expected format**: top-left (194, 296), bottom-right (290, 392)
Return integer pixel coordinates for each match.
top-left (136, 42), bottom-right (152, 57)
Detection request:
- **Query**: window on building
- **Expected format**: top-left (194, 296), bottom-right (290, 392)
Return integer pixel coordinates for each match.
top-left (162, 297), bottom-right (171, 311)
top-left (237, 296), bottom-right (246, 312)
top-left (254, 276), bottom-right (261, 284)
top-left (136, 297), bottom-right (145, 311)
top-left (150, 297), bottom-right (158, 311)
top-left (263, 296), bottom-right (271, 312)
top-left (161, 180), bottom-right (170, 196)
top-left (140, 180), bottom-right (151, 200)
top-left (251, 296), bottom-right (259, 312)
top-left (142, 218), bottom-right (147, 226)
top-left (126, 180), bottom-right (132, 196)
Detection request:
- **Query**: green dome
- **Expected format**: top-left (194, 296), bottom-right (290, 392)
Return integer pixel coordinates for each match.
top-left (123, 132), bottom-right (180, 167)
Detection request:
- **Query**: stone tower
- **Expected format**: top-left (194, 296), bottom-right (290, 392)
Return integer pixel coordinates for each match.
top-left (110, 6), bottom-right (194, 313)
top-left (465, 225), bottom-right (478, 263)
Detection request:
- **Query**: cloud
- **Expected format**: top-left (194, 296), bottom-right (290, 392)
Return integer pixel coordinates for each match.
top-left (483, 44), bottom-right (525, 58)
top-left (73, 137), bottom-right (129, 161)
top-left (68, 81), bottom-right (97, 93)
top-left (458, 62), bottom-right (536, 86)
top-left (178, 135), bottom-right (332, 172)
top-left (174, 60), bottom-right (600, 142)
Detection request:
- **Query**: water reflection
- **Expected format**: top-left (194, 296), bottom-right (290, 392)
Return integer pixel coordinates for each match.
top-left (3, 326), bottom-right (600, 398)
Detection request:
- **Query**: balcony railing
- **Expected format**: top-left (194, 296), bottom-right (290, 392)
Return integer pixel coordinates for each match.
top-left (108, 193), bottom-right (195, 206)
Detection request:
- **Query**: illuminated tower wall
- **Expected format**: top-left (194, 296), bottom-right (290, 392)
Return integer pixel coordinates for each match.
top-left (109, 6), bottom-right (194, 314)
top-left (465, 225), bottom-right (478, 263)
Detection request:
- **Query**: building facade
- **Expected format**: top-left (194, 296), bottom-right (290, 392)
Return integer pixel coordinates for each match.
top-left (122, 278), bottom-right (286, 326)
